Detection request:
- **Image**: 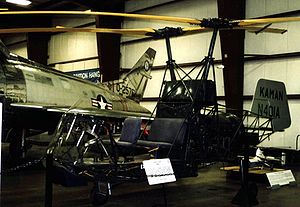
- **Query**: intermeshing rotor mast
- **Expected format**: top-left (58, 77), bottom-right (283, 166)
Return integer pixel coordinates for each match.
top-left (199, 18), bottom-right (238, 80)
top-left (149, 27), bottom-right (184, 81)
top-left (148, 18), bottom-right (234, 82)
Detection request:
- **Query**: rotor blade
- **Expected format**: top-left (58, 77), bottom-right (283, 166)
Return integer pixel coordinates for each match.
top-left (232, 26), bottom-right (287, 34)
top-left (180, 25), bottom-right (286, 35)
top-left (0, 10), bottom-right (202, 25)
top-left (0, 25), bottom-right (285, 38)
top-left (182, 27), bottom-right (212, 35)
top-left (234, 17), bottom-right (300, 26)
top-left (0, 27), bottom-right (156, 36)
top-left (0, 26), bottom-right (210, 38)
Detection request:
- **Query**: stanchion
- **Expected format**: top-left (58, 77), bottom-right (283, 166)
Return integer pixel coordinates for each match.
top-left (0, 103), bottom-right (3, 194)
top-left (232, 133), bottom-right (258, 206)
top-left (45, 148), bottom-right (53, 207)
top-left (162, 184), bottom-right (167, 207)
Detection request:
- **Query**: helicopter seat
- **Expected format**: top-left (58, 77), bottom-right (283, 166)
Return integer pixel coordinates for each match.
top-left (156, 80), bottom-right (217, 118)
top-left (117, 117), bottom-right (142, 147)
top-left (137, 118), bottom-right (187, 158)
top-left (108, 117), bottom-right (150, 157)
top-left (102, 117), bottom-right (142, 147)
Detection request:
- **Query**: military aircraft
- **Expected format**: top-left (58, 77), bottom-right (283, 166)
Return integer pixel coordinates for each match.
top-left (0, 10), bottom-right (296, 206)
top-left (0, 40), bottom-right (156, 159)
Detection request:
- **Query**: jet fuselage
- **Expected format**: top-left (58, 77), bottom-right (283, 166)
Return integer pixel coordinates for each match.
top-left (0, 51), bottom-right (150, 142)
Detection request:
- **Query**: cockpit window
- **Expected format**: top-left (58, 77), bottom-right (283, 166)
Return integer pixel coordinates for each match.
top-left (60, 78), bottom-right (71, 90)
top-left (34, 74), bottom-right (53, 86)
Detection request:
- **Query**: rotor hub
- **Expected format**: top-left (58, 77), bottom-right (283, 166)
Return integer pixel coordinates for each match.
top-left (150, 27), bottom-right (184, 39)
top-left (200, 18), bottom-right (235, 29)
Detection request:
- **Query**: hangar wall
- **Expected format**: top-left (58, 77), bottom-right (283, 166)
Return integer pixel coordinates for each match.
top-left (8, 41), bottom-right (27, 58)
top-left (244, 0), bottom-right (300, 149)
top-left (48, 16), bottom-right (99, 72)
top-left (2, 16), bottom-right (99, 73)
top-left (4, 35), bottom-right (27, 58)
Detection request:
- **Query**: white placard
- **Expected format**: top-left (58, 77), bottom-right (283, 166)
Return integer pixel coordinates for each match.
top-left (266, 170), bottom-right (296, 187)
top-left (143, 158), bottom-right (176, 185)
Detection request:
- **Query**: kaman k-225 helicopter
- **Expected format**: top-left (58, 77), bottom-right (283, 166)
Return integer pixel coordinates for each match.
top-left (0, 10), bottom-right (295, 206)
top-left (0, 38), bottom-right (156, 160)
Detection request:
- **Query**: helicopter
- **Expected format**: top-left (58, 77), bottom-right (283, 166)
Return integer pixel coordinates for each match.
top-left (0, 10), bottom-right (296, 206)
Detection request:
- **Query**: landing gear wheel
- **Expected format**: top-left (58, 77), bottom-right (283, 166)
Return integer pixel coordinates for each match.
top-left (90, 182), bottom-right (110, 206)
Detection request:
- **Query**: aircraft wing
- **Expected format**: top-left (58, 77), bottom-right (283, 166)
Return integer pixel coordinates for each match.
top-left (10, 102), bottom-right (151, 119)
top-left (48, 107), bottom-right (152, 118)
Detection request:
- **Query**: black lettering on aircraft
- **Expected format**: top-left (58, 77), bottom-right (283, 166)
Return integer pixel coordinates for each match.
top-left (115, 83), bottom-right (136, 97)
top-left (259, 86), bottom-right (283, 101)
top-left (258, 103), bottom-right (280, 118)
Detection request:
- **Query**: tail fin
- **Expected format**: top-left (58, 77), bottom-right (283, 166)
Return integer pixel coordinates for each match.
top-left (104, 48), bottom-right (156, 102)
top-left (250, 79), bottom-right (291, 131)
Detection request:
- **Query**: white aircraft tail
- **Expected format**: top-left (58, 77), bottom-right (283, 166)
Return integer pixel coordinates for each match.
top-left (104, 48), bottom-right (156, 102)
top-left (250, 79), bottom-right (291, 131)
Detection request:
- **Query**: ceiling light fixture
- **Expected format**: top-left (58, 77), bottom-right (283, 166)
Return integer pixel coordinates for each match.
top-left (6, 0), bottom-right (32, 6)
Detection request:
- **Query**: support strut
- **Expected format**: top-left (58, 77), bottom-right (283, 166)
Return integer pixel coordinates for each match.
top-left (165, 34), bottom-right (176, 81)
top-left (202, 28), bottom-right (218, 80)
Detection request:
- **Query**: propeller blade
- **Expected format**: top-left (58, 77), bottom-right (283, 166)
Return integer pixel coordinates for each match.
top-left (234, 17), bottom-right (300, 26)
top-left (0, 10), bottom-right (202, 25)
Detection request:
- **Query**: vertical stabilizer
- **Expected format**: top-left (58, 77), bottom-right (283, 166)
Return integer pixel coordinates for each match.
top-left (251, 79), bottom-right (291, 131)
top-left (104, 48), bottom-right (156, 102)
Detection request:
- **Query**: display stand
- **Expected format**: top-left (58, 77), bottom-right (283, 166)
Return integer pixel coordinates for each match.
top-left (232, 133), bottom-right (259, 207)
top-left (0, 103), bottom-right (2, 193)
top-left (143, 158), bottom-right (176, 207)
top-left (45, 148), bottom-right (54, 207)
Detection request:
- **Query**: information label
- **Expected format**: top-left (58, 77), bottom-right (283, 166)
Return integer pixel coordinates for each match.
top-left (266, 170), bottom-right (296, 187)
top-left (143, 158), bottom-right (176, 185)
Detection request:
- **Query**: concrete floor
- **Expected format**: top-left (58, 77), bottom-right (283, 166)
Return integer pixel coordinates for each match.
top-left (1, 144), bottom-right (300, 207)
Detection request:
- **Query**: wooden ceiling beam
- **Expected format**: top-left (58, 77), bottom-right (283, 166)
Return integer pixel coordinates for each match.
top-left (95, 0), bottom-right (124, 82)
top-left (217, 0), bottom-right (246, 117)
